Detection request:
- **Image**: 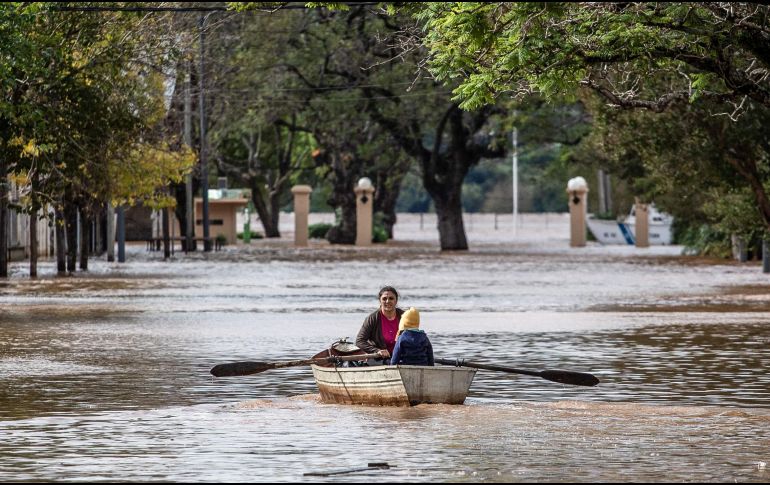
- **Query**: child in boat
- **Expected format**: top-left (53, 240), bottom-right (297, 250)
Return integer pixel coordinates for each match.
top-left (390, 307), bottom-right (434, 366)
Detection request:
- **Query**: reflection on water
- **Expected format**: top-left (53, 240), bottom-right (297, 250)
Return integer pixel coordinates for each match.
top-left (1, 248), bottom-right (770, 482)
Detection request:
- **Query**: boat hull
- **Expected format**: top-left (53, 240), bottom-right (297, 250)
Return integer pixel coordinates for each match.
top-left (586, 218), bottom-right (672, 245)
top-left (311, 364), bottom-right (477, 406)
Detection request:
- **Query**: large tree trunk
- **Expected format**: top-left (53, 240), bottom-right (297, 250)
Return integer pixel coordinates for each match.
top-left (172, 179), bottom-right (197, 251)
top-left (430, 180), bottom-right (468, 250)
top-left (365, 99), bottom-right (504, 251)
top-left (269, 189), bottom-right (282, 238)
top-left (251, 182), bottom-right (280, 238)
top-left (324, 151), bottom-right (360, 245)
top-left (327, 197), bottom-right (357, 244)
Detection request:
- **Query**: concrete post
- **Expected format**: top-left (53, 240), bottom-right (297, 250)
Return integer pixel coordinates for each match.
top-left (291, 185), bottom-right (312, 247)
top-left (355, 178), bottom-right (375, 247)
top-left (567, 177), bottom-right (588, 247)
top-left (634, 198), bottom-right (649, 248)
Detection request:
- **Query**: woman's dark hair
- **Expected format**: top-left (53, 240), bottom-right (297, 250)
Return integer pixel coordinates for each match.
top-left (378, 286), bottom-right (399, 300)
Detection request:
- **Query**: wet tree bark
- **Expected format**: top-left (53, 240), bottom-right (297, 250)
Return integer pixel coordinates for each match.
top-left (172, 179), bottom-right (197, 251)
top-left (312, 148), bottom-right (361, 245)
top-left (65, 201), bottom-right (77, 273)
top-left (365, 100), bottom-right (504, 250)
top-left (162, 207), bottom-right (170, 260)
top-left (79, 209), bottom-right (89, 271)
top-left (55, 208), bottom-right (67, 275)
top-left (250, 182), bottom-right (280, 238)
top-left (431, 182), bottom-right (468, 250)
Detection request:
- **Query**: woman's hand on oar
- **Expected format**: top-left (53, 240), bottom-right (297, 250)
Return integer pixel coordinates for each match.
top-left (210, 352), bottom-right (383, 377)
top-left (435, 358), bottom-right (600, 387)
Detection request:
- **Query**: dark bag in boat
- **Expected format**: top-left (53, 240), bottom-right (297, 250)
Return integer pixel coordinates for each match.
top-left (312, 339), bottom-right (370, 367)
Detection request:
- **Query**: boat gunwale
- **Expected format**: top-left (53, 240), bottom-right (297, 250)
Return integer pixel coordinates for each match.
top-left (311, 364), bottom-right (477, 374)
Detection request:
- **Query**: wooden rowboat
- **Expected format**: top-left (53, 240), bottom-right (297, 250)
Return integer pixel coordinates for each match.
top-left (311, 364), bottom-right (477, 406)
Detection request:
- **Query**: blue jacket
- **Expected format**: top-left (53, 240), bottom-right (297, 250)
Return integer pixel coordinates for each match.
top-left (390, 329), bottom-right (434, 366)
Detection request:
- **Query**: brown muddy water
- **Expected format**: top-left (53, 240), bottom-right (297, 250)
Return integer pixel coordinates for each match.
top-left (1, 231), bottom-right (770, 482)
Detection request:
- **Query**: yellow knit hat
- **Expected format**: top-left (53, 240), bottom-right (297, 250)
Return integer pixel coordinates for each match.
top-left (398, 307), bottom-right (420, 334)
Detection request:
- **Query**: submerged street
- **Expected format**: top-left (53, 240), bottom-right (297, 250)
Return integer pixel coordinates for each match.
top-left (1, 215), bottom-right (769, 482)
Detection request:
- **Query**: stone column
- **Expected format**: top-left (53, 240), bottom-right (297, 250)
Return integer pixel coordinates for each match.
top-left (291, 185), bottom-right (312, 247)
top-left (634, 198), bottom-right (649, 248)
top-left (354, 178), bottom-right (375, 247)
top-left (567, 177), bottom-right (588, 247)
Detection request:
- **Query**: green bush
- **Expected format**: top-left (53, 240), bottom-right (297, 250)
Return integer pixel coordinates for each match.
top-left (372, 224), bottom-right (388, 243)
top-left (308, 222), bottom-right (333, 239)
top-left (236, 231), bottom-right (264, 240)
top-left (679, 224), bottom-right (732, 258)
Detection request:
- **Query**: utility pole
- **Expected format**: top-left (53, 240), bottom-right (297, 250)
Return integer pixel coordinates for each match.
top-left (512, 123), bottom-right (518, 237)
top-left (184, 60), bottom-right (194, 252)
top-left (199, 14), bottom-right (211, 252)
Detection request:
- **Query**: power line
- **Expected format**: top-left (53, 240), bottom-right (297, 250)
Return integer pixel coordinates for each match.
top-left (52, 3), bottom-right (379, 13)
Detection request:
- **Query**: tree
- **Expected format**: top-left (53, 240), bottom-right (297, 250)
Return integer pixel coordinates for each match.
top-left (1, 4), bottom-right (194, 277)
top-left (408, 3), bottom-right (770, 112)
top-left (284, 6), bottom-right (508, 249)
top-left (405, 2), bottom-right (770, 236)
top-left (576, 95), bottom-right (770, 242)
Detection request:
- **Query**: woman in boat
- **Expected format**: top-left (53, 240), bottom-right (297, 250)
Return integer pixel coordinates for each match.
top-left (356, 286), bottom-right (404, 361)
top-left (390, 307), bottom-right (434, 366)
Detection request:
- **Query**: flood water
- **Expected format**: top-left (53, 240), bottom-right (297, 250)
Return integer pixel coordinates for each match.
top-left (1, 214), bottom-right (769, 482)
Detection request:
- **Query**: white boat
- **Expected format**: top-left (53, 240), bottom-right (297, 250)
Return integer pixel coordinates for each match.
top-left (586, 204), bottom-right (673, 245)
top-left (311, 364), bottom-right (477, 406)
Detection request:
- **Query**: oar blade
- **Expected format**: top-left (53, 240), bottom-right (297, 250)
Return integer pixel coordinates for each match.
top-left (210, 361), bottom-right (275, 377)
top-left (540, 369), bottom-right (600, 387)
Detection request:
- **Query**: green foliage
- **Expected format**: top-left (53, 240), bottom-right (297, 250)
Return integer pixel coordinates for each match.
top-left (396, 171), bottom-right (433, 213)
top-left (1, 4), bottom-right (188, 217)
top-left (571, 90), bottom-right (770, 238)
top-left (703, 187), bottom-right (768, 243)
top-left (401, 3), bottom-right (770, 113)
top-left (372, 223), bottom-right (388, 243)
top-left (678, 224), bottom-right (732, 258)
top-left (110, 144), bottom-right (196, 209)
top-left (237, 230), bottom-right (264, 240)
top-left (308, 222), bottom-right (333, 239)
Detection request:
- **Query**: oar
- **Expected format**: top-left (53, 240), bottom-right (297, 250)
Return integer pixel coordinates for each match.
top-left (436, 358), bottom-right (600, 387)
top-left (210, 352), bottom-right (383, 377)
top-left (304, 462), bottom-right (392, 477)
